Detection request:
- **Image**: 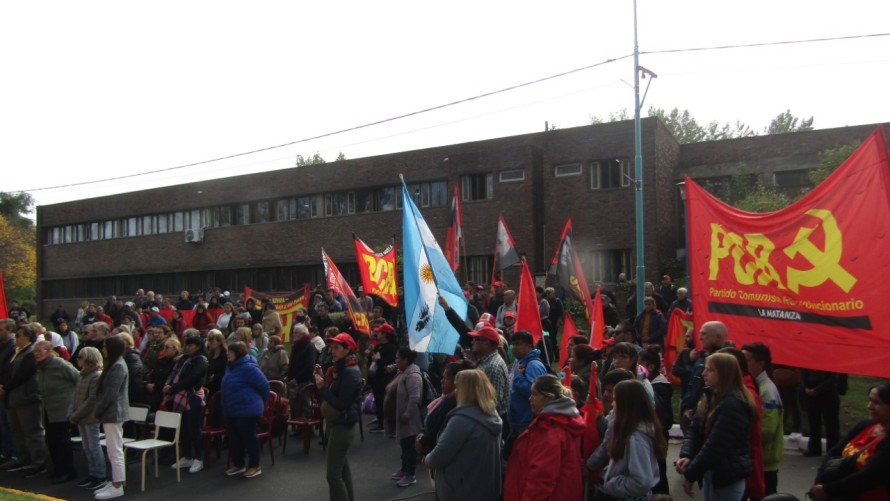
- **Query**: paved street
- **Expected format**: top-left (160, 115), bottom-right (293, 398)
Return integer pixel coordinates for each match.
top-left (1, 424), bottom-right (824, 501)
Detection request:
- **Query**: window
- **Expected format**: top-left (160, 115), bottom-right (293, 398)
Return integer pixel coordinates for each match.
top-left (353, 190), bottom-right (373, 214)
top-left (421, 183), bottom-right (431, 207)
top-left (325, 193), bottom-right (348, 217)
top-left (465, 256), bottom-right (492, 286)
top-left (189, 210), bottom-right (202, 229)
top-left (377, 187), bottom-right (395, 212)
top-left (218, 206), bottom-right (232, 227)
top-left (297, 196), bottom-right (312, 219)
top-left (461, 173), bottom-right (494, 201)
top-left (254, 202), bottom-right (269, 223)
top-left (500, 169), bottom-right (525, 182)
top-left (104, 220), bottom-right (117, 238)
top-left (90, 222), bottom-right (100, 239)
top-left (774, 169), bottom-right (811, 188)
top-left (582, 249), bottom-right (633, 283)
top-left (276, 200), bottom-right (289, 221)
top-left (236, 204), bottom-right (250, 225)
top-left (172, 212), bottom-right (185, 232)
top-left (310, 195), bottom-right (323, 218)
top-left (430, 181), bottom-right (447, 207)
top-left (591, 158), bottom-right (630, 189)
top-left (142, 216), bottom-right (154, 235)
top-left (124, 218), bottom-right (139, 237)
top-left (555, 163), bottom-right (582, 177)
top-left (157, 215), bottom-right (169, 233)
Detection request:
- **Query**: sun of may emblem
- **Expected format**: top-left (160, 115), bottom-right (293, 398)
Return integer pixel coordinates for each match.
top-left (420, 263), bottom-right (434, 284)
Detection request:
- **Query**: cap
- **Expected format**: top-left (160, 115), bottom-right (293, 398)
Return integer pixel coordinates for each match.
top-left (663, 274), bottom-right (671, 281)
top-left (150, 306), bottom-right (160, 312)
top-left (327, 333), bottom-right (358, 352)
top-left (468, 326), bottom-right (501, 344)
top-left (223, 291), bottom-right (230, 297)
top-left (504, 311), bottom-right (517, 319)
top-left (602, 337), bottom-right (616, 347)
top-left (475, 285), bottom-right (484, 291)
top-left (374, 323), bottom-right (395, 335)
top-left (124, 301), bottom-right (134, 307)
top-left (493, 281), bottom-right (505, 288)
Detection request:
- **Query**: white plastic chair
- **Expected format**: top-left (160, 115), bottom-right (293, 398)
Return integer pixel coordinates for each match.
top-left (123, 410), bottom-right (182, 491)
top-left (99, 406), bottom-right (150, 448)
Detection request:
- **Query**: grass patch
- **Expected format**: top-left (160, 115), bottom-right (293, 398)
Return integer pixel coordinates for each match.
top-left (0, 487), bottom-right (66, 501)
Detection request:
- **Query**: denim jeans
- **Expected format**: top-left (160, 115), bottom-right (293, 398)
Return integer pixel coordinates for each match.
top-left (702, 471), bottom-right (745, 501)
top-left (79, 423), bottom-right (105, 479)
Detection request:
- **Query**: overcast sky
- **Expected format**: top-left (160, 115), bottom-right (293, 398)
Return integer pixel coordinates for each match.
top-left (2, 1), bottom-right (888, 211)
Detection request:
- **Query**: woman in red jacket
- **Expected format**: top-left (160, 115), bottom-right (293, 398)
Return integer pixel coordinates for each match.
top-left (504, 373), bottom-right (586, 501)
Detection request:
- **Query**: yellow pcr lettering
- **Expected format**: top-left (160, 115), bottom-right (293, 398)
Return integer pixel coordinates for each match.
top-left (784, 209), bottom-right (857, 293)
top-left (742, 234), bottom-right (786, 288)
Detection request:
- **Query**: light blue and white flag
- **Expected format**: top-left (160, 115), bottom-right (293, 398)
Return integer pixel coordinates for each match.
top-left (401, 180), bottom-right (467, 353)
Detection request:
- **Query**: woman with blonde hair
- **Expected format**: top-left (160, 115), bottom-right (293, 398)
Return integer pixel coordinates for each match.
top-left (676, 352), bottom-right (757, 501)
top-left (425, 369), bottom-right (502, 501)
top-left (69, 346), bottom-right (105, 489)
top-left (232, 327), bottom-right (258, 359)
top-left (503, 374), bottom-right (586, 501)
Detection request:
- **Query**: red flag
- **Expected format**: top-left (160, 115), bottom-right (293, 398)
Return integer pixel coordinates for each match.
top-left (353, 235), bottom-right (399, 307)
top-left (444, 183), bottom-right (462, 272)
top-left (581, 368), bottom-right (604, 462)
top-left (551, 218), bottom-right (597, 332)
top-left (563, 366), bottom-right (573, 388)
top-left (0, 270), bottom-right (7, 319)
top-left (687, 127), bottom-right (890, 377)
top-left (590, 285), bottom-right (605, 349)
top-left (491, 214), bottom-right (520, 284)
top-left (664, 309), bottom-right (694, 384)
top-left (323, 249), bottom-right (371, 336)
top-left (515, 258), bottom-right (543, 345)
top-left (560, 311), bottom-right (579, 369)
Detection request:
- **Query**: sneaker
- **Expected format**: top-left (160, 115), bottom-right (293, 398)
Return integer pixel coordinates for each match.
top-left (397, 475), bottom-right (416, 487)
top-left (7, 463), bottom-right (32, 472)
top-left (243, 467), bottom-right (262, 478)
top-left (390, 471), bottom-right (405, 480)
top-left (188, 460), bottom-right (204, 473)
top-left (88, 479), bottom-right (109, 490)
top-left (23, 466), bottom-right (47, 478)
top-left (370, 427), bottom-right (385, 433)
top-left (77, 477), bottom-right (96, 488)
top-left (94, 483), bottom-right (124, 500)
top-left (171, 457), bottom-right (194, 469)
top-left (225, 466), bottom-right (246, 476)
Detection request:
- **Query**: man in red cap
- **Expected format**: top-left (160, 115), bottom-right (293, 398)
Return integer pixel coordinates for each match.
top-left (468, 325), bottom-right (510, 432)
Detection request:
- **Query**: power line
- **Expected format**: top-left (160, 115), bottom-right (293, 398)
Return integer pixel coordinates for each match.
top-left (19, 32), bottom-right (890, 193)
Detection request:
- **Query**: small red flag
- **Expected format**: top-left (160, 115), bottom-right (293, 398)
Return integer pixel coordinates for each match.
top-left (491, 214), bottom-right (520, 284)
top-left (444, 183), bottom-right (462, 273)
top-left (515, 258), bottom-right (543, 345)
top-left (0, 270), bottom-right (7, 319)
top-left (590, 285), bottom-right (605, 349)
top-left (560, 311), bottom-right (579, 368)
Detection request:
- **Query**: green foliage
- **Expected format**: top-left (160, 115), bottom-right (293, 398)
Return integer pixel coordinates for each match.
top-left (765, 109), bottom-right (814, 135)
top-left (590, 108), bottom-right (631, 124)
top-left (295, 153), bottom-right (327, 167)
top-left (335, 151), bottom-right (347, 161)
top-left (659, 258), bottom-right (687, 288)
top-left (0, 192), bottom-right (35, 229)
top-left (647, 106), bottom-right (755, 144)
top-left (809, 141), bottom-right (860, 185)
top-left (703, 165), bottom-right (790, 213)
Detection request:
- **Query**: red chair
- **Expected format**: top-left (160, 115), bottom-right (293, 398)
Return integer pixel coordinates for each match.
top-left (201, 392), bottom-right (226, 464)
top-left (255, 391), bottom-right (278, 466)
top-left (282, 384), bottom-right (325, 456)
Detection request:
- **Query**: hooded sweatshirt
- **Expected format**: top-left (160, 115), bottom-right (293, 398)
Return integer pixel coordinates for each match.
top-left (509, 348), bottom-right (548, 428)
top-left (425, 403), bottom-right (503, 501)
top-left (601, 424), bottom-right (660, 500)
top-left (504, 395), bottom-right (586, 501)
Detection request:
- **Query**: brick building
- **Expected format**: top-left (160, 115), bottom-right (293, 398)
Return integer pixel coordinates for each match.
top-left (35, 118), bottom-right (889, 317)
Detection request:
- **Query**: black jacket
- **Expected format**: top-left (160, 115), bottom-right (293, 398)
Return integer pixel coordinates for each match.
top-left (680, 393), bottom-right (753, 487)
top-left (123, 348), bottom-right (144, 404)
top-left (318, 356), bottom-right (362, 427)
top-left (166, 353), bottom-right (208, 394)
top-left (205, 351), bottom-right (227, 395)
top-left (822, 420), bottom-right (890, 499)
top-left (418, 394), bottom-right (457, 454)
top-left (287, 338), bottom-right (319, 385)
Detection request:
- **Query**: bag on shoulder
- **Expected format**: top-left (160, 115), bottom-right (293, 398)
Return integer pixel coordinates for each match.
top-left (815, 455), bottom-right (859, 484)
top-left (420, 370), bottom-right (439, 407)
top-left (321, 400), bottom-right (341, 422)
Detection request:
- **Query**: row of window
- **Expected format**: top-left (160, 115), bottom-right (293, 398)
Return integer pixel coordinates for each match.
top-left (46, 160), bottom-right (632, 246)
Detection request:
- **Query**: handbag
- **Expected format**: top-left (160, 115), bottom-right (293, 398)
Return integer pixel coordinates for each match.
top-left (321, 401), bottom-right (341, 422)
top-left (815, 433), bottom-right (883, 484)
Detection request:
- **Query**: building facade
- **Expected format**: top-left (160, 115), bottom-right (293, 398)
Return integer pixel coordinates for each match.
top-left (35, 118), bottom-right (889, 317)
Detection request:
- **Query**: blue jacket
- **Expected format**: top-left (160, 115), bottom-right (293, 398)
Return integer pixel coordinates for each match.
top-left (221, 356), bottom-right (269, 418)
top-left (508, 349), bottom-right (548, 427)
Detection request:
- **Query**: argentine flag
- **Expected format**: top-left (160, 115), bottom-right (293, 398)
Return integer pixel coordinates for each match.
top-left (402, 180), bottom-right (467, 353)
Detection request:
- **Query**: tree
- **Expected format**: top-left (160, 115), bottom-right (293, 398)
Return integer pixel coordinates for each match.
top-left (335, 152), bottom-right (347, 161)
top-left (647, 107), bottom-right (755, 144)
top-left (703, 165), bottom-right (790, 213)
top-left (765, 110), bottom-right (814, 135)
top-left (295, 153), bottom-right (327, 167)
top-left (808, 141), bottom-right (860, 185)
top-left (0, 214), bottom-right (36, 291)
top-left (0, 192), bottom-right (35, 229)
top-left (590, 108), bottom-right (631, 124)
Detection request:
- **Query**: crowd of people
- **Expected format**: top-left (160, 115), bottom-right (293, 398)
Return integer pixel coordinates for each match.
top-left (0, 280), bottom-right (887, 501)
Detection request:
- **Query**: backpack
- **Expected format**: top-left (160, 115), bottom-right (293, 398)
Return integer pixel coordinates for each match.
top-left (419, 369), bottom-right (439, 407)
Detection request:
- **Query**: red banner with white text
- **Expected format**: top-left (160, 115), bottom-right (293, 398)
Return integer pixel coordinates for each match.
top-left (687, 127), bottom-right (890, 377)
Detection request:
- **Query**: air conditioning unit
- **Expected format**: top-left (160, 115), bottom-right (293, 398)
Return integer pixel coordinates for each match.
top-left (185, 227), bottom-right (204, 243)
